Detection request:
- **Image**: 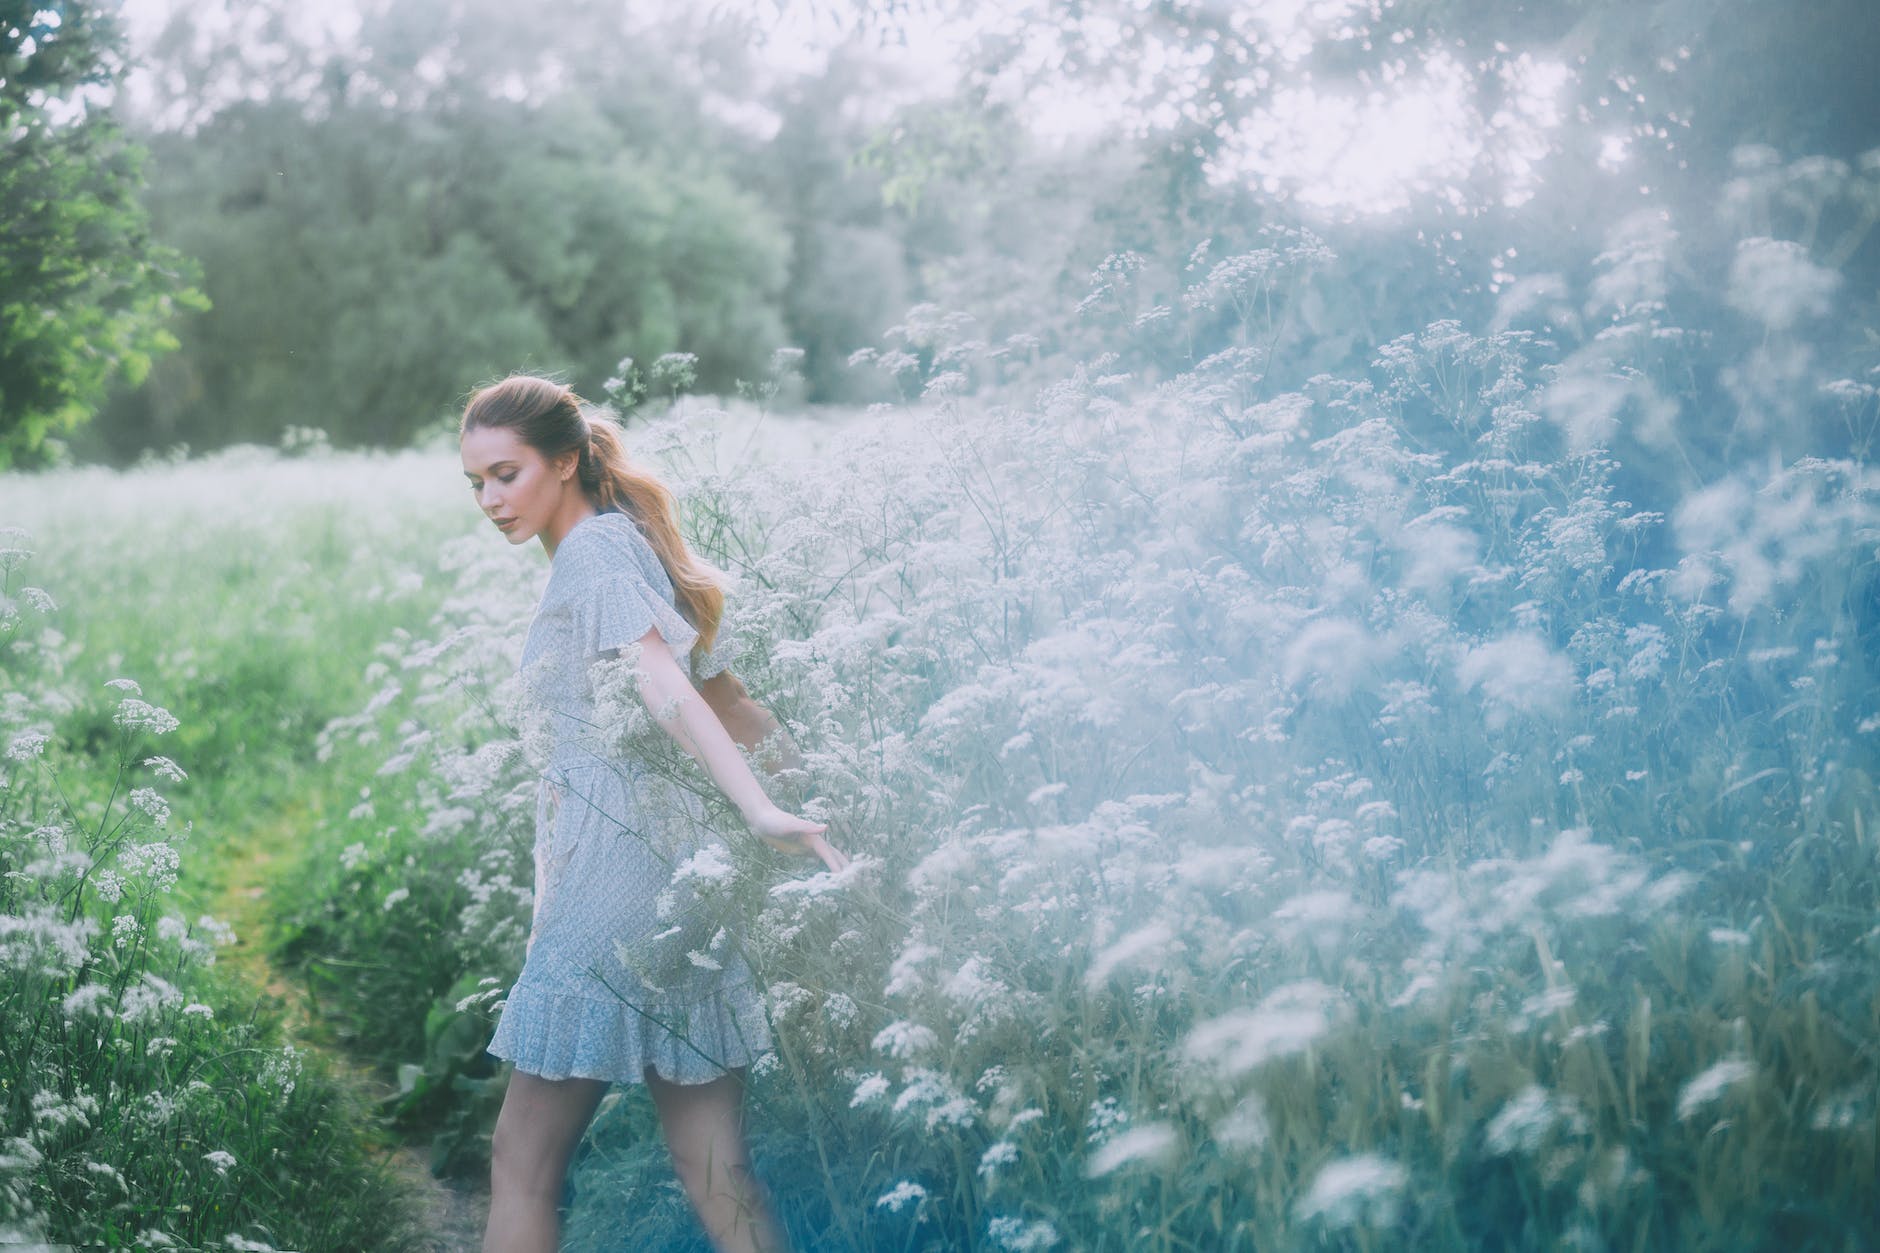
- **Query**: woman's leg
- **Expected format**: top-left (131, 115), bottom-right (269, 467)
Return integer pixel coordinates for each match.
top-left (484, 1068), bottom-right (611, 1253)
top-left (646, 1065), bottom-right (790, 1253)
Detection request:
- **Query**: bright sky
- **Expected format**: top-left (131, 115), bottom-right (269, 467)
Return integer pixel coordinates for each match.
top-left (110, 0), bottom-right (1580, 218)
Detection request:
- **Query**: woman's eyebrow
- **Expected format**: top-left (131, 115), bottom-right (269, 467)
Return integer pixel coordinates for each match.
top-left (463, 460), bottom-right (518, 478)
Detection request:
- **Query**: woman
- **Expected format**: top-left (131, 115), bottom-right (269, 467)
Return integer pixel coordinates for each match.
top-left (460, 374), bottom-right (846, 1253)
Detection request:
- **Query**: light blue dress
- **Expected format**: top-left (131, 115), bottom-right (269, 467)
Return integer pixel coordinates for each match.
top-left (485, 508), bottom-right (772, 1085)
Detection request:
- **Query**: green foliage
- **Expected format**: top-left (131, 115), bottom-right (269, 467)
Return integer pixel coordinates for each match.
top-left (84, 0), bottom-right (811, 457)
top-left (0, 0), bottom-right (203, 469)
top-left (0, 523), bottom-right (436, 1250)
top-left (92, 90), bottom-right (787, 453)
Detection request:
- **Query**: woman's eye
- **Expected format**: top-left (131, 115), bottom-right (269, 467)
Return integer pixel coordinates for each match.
top-left (499, 473), bottom-right (517, 484)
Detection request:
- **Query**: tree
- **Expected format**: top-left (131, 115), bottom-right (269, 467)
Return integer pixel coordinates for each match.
top-left (0, 0), bottom-right (200, 468)
top-left (85, 0), bottom-right (800, 456)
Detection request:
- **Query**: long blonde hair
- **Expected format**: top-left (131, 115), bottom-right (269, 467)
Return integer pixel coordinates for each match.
top-left (460, 374), bottom-right (726, 661)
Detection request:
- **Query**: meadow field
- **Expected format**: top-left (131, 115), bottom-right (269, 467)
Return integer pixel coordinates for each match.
top-left (5, 194), bottom-right (1878, 1250)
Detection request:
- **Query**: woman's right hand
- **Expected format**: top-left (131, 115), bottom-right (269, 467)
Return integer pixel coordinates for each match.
top-left (744, 803), bottom-right (850, 873)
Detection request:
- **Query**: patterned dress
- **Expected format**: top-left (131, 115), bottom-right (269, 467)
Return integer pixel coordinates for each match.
top-left (485, 508), bottom-right (772, 1085)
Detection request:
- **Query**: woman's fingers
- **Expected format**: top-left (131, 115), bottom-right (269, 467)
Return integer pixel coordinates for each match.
top-left (807, 832), bottom-right (848, 873)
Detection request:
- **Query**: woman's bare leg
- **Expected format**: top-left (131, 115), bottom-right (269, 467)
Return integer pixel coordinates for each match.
top-left (646, 1065), bottom-right (790, 1253)
top-left (484, 1069), bottom-right (611, 1253)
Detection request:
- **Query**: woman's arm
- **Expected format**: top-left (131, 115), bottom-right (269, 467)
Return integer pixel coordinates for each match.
top-left (627, 628), bottom-right (846, 871)
top-left (696, 669), bottom-right (805, 774)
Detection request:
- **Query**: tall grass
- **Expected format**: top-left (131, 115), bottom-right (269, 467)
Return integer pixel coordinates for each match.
top-left (306, 157), bottom-right (1877, 1250)
top-left (3, 152), bottom-right (1873, 1250)
top-left (0, 447), bottom-right (473, 1248)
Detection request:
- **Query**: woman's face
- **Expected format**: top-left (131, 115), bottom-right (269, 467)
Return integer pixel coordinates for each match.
top-left (460, 424), bottom-right (576, 547)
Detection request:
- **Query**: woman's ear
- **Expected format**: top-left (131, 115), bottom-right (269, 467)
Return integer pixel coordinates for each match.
top-left (556, 449), bottom-right (580, 482)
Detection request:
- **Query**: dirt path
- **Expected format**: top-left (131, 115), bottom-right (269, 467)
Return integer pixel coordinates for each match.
top-left (195, 804), bottom-right (491, 1251)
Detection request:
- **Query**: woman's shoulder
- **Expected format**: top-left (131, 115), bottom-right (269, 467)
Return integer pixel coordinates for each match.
top-left (556, 510), bottom-right (639, 560)
top-left (552, 510), bottom-right (659, 587)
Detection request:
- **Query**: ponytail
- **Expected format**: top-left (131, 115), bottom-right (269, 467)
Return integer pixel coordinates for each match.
top-left (579, 413), bottom-right (727, 659)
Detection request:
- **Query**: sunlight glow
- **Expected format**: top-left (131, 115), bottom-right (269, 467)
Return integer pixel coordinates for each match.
top-left (114, 0), bottom-right (1578, 217)
top-left (1209, 48), bottom-right (1572, 216)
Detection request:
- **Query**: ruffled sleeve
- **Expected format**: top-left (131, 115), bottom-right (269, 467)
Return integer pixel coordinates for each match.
top-left (562, 514), bottom-right (700, 661)
top-left (691, 627), bottom-right (736, 682)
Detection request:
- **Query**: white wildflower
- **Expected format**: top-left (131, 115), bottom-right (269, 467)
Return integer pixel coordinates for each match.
top-left (1676, 1058), bottom-right (1755, 1121)
top-left (987, 1215), bottom-right (1061, 1250)
top-left (1727, 237), bottom-right (1839, 330)
top-left (893, 1069), bottom-right (967, 1122)
top-left (885, 942), bottom-right (940, 997)
top-left (1485, 1085), bottom-right (1560, 1155)
top-left (1213, 1093), bottom-right (1271, 1152)
top-left (1283, 618), bottom-right (1374, 696)
top-left (1084, 921), bottom-right (1180, 988)
top-left (5, 731), bottom-right (48, 762)
top-left (673, 844), bottom-right (735, 886)
top-left (1810, 1084), bottom-right (1868, 1131)
top-left (978, 1140), bottom-right (1019, 1178)
top-left (204, 1150), bottom-right (236, 1175)
top-left (822, 992), bottom-right (858, 1030)
top-left (850, 1073), bottom-right (890, 1108)
top-left (874, 1180), bottom-right (926, 1213)
top-left (113, 699), bottom-right (179, 735)
top-left (112, 915), bottom-right (142, 950)
top-left (129, 788), bottom-right (171, 826)
top-left (31, 1089), bottom-right (98, 1133)
top-left (121, 972), bottom-right (182, 1024)
top-left (1272, 890), bottom-right (1361, 948)
top-left (143, 756), bottom-right (188, 782)
top-left (1457, 634), bottom-right (1576, 726)
top-left (63, 982), bottom-right (116, 1018)
top-left (1083, 1122), bottom-right (1179, 1177)
top-left (1294, 1153), bottom-right (1409, 1229)
top-left (381, 887), bottom-right (410, 911)
top-left (261, 1044), bottom-right (303, 1097)
top-left (926, 1097), bottom-right (977, 1131)
top-left (1183, 981), bottom-right (1343, 1078)
top-left (873, 1019), bottom-right (938, 1059)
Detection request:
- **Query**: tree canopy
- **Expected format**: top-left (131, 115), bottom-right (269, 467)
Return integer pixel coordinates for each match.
top-left (0, 0), bottom-right (200, 468)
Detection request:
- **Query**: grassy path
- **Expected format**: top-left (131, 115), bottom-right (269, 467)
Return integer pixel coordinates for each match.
top-left (178, 794), bottom-right (490, 1251)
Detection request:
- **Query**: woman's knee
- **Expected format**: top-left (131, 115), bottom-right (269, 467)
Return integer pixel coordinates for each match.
top-left (489, 1070), bottom-right (608, 1198)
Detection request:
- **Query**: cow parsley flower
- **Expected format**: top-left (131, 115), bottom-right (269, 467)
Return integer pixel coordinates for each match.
top-left (873, 1019), bottom-right (939, 1059)
top-left (5, 731), bottom-right (48, 762)
top-left (1084, 1123), bottom-right (1179, 1177)
top-left (1676, 1058), bottom-right (1755, 1121)
top-left (875, 1180), bottom-right (926, 1213)
top-left (850, 1073), bottom-right (890, 1108)
top-left (113, 699), bottom-right (180, 735)
top-left (129, 788), bottom-right (171, 826)
top-left (987, 1216), bottom-right (1061, 1250)
top-left (978, 1140), bottom-right (1020, 1178)
top-left (111, 915), bottom-right (142, 949)
top-left (1294, 1153), bottom-right (1409, 1229)
top-left (143, 756), bottom-right (188, 783)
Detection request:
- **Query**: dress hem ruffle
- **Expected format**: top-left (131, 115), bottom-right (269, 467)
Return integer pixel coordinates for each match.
top-left (486, 977), bottom-right (773, 1087)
